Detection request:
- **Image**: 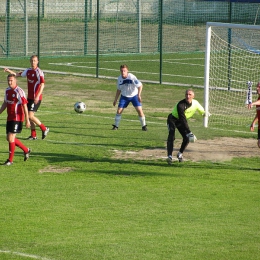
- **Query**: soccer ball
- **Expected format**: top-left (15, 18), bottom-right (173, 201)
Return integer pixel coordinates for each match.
top-left (74, 102), bottom-right (86, 113)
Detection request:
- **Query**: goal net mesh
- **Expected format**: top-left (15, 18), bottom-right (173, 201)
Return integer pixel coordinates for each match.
top-left (207, 25), bottom-right (260, 128)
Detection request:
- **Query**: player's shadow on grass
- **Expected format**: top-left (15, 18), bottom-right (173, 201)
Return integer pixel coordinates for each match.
top-left (22, 136), bottom-right (156, 150)
top-left (44, 129), bottom-right (155, 143)
top-left (29, 151), bottom-right (259, 173)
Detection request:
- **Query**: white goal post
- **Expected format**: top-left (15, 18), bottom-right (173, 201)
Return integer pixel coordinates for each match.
top-left (204, 22), bottom-right (260, 128)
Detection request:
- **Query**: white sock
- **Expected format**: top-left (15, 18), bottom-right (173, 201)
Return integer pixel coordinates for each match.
top-left (114, 114), bottom-right (121, 127)
top-left (139, 116), bottom-right (146, 127)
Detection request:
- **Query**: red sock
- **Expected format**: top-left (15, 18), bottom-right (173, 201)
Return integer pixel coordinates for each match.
top-left (8, 142), bottom-right (15, 162)
top-left (15, 138), bottom-right (28, 153)
top-left (39, 123), bottom-right (47, 131)
top-left (31, 129), bottom-right (37, 138)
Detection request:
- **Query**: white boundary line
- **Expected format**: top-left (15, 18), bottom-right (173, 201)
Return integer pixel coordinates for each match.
top-left (0, 65), bottom-right (204, 88)
top-left (0, 250), bottom-right (54, 260)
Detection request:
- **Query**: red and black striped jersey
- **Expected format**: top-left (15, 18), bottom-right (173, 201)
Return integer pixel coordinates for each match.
top-left (20, 67), bottom-right (45, 100)
top-left (4, 86), bottom-right (28, 122)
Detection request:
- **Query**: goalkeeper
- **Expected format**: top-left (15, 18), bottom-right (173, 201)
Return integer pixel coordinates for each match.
top-left (166, 89), bottom-right (205, 163)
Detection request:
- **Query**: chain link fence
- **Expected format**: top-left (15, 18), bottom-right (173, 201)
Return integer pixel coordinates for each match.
top-left (0, 0), bottom-right (259, 58)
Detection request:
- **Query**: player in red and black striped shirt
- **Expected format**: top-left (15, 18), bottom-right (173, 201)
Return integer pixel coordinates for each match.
top-left (4, 55), bottom-right (49, 140)
top-left (0, 74), bottom-right (31, 166)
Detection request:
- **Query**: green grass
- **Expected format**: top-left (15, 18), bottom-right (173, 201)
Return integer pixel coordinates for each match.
top-left (0, 72), bottom-right (259, 260)
top-left (0, 52), bottom-right (205, 86)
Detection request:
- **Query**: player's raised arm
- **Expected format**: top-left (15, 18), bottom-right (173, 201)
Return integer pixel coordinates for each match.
top-left (4, 68), bottom-right (21, 76)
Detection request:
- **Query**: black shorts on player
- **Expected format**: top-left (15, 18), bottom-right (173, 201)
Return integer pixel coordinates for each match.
top-left (27, 99), bottom-right (41, 112)
top-left (6, 121), bottom-right (23, 134)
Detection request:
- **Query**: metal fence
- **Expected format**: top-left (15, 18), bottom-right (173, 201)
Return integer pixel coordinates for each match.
top-left (0, 0), bottom-right (260, 58)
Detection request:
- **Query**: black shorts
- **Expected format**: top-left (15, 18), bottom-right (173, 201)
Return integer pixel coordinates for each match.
top-left (6, 121), bottom-right (23, 134)
top-left (27, 99), bottom-right (41, 112)
top-left (258, 129), bottom-right (260, 140)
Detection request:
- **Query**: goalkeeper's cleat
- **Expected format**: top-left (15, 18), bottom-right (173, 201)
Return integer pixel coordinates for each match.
top-left (166, 156), bottom-right (172, 165)
top-left (112, 125), bottom-right (118, 130)
top-left (177, 152), bottom-right (183, 162)
top-left (142, 125), bottom-right (147, 131)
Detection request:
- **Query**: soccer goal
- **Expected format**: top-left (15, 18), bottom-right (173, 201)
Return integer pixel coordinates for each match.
top-left (204, 22), bottom-right (260, 128)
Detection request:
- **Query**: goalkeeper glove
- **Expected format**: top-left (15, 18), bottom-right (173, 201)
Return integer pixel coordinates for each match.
top-left (186, 132), bottom-right (197, 143)
top-left (203, 112), bottom-right (211, 117)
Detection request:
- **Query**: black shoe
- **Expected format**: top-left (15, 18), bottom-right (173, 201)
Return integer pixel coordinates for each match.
top-left (142, 125), bottom-right (147, 131)
top-left (42, 127), bottom-right (49, 139)
top-left (112, 125), bottom-right (118, 130)
top-left (3, 159), bottom-right (13, 166)
top-left (166, 156), bottom-right (172, 165)
top-left (24, 148), bottom-right (31, 161)
top-left (27, 136), bottom-right (37, 140)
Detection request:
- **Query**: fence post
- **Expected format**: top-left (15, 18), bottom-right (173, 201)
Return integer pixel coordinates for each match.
top-left (159, 0), bottom-right (163, 84)
top-left (24, 0), bottom-right (28, 56)
top-left (96, 0), bottom-right (99, 78)
top-left (6, 0), bottom-right (10, 57)
top-left (37, 0), bottom-right (41, 62)
top-left (84, 0), bottom-right (88, 55)
top-left (137, 0), bottom-right (141, 53)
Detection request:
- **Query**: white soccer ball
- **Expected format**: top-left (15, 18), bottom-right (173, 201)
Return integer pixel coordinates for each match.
top-left (74, 101), bottom-right (86, 113)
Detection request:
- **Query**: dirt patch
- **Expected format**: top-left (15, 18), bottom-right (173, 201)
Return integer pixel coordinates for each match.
top-left (39, 166), bottom-right (74, 174)
top-left (112, 137), bottom-right (259, 162)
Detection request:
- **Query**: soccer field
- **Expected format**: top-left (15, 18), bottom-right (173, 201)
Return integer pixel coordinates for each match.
top-left (0, 52), bottom-right (205, 87)
top-left (0, 66), bottom-right (259, 259)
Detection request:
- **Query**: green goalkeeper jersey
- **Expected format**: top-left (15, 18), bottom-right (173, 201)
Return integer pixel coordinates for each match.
top-left (172, 99), bottom-right (205, 119)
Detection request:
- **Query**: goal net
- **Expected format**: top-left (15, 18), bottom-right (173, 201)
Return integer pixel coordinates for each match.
top-left (204, 22), bottom-right (260, 128)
